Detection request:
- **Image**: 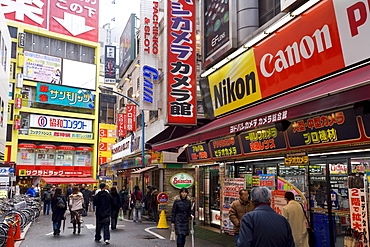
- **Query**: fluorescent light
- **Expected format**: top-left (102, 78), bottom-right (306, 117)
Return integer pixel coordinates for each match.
top-left (227, 47), bottom-right (247, 60)
top-left (244, 32), bottom-right (268, 48)
top-left (213, 58), bottom-right (230, 69)
top-left (291, 0), bottom-right (320, 16)
top-left (264, 13), bottom-right (293, 34)
top-left (201, 68), bottom-right (216, 77)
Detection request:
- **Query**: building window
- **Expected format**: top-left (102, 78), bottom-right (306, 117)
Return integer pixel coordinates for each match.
top-left (8, 26), bottom-right (18, 39)
top-left (11, 42), bottom-right (16, 59)
top-left (259, 0), bottom-right (281, 27)
top-left (149, 110), bottom-right (158, 121)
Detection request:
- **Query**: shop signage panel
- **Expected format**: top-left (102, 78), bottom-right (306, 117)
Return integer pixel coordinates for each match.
top-left (240, 126), bottom-right (286, 154)
top-left (361, 114), bottom-right (370, 138)
top-left (119, 14), bottom-right (136, 77)
top-left (28, 128), bottom-right (93, 139)
top-left (18, 169), bottom-right (92, 176)
top-left (36, 83), bottom-right (95, 109)
top-left (140, 0), bottom-right (159, 110)
top-left (329, 163), bottom-right (347, 175)
top-left (104, 45), bottom-right (116, 84)
top-left (187, 142), bottom-right (211, 162)
top-left (284, 152), bottom-right (309, 166)
top-left (166, 0), bottom-right (197, 125)
top-left (23, 51), bottom-right (62, 84)
top-left (209, 136), bottom-right (242, 159)
top-left (112, 136), bottom-right (132, 160)
top-left (29, 114), bottom-right (92, 132)
top-left (286, 109), bottom-right (360, 148)
top-left (117, 113), bottom-right (126, 137)
top-left (126, 105), bottom-right (136, 131)
top-left (169, 173), bottom-right (194, 189)
top-left (259, 174), bottom-right (275, 189)
top-left (202, 0), bottom-right (236, 67)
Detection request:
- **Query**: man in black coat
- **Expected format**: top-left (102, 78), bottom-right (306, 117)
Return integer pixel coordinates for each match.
top-left (237, 187), bottom-right (294, 247)
top-left (94, 183), bottom-right (114, 245)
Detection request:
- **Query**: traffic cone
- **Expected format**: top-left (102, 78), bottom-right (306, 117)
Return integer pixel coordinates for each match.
top-left (157, 211), bottom-right (168, 229)
top-left (6, 222), bottom-right (14, 247)
top-left (14, 214), bottom-right (23, 241)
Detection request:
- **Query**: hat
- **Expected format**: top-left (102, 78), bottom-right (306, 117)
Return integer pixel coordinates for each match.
top-left (147, 186), bottom-right (152, 190)
top-left (99, 183), bottom-right (106, 189)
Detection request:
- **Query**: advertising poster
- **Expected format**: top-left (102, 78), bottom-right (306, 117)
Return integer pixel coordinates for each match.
top-left (221, 178), bottom-right (245, 234)
top-left (23, 51), bottom-right (62, 84)
top-left (119, 14), bottom-right (136, 76)
top-left (104, 45), bottom-right (116, 84)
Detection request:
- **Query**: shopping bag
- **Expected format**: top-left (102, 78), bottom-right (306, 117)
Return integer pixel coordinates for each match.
top-left (307, 227), bottom-right (316, 247)
top-left (170, 226), bottom-right (176, 241)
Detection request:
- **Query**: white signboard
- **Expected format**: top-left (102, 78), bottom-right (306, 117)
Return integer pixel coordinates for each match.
top-left (112, 136), bottom-right (133, 160)
top-left (29, 114), bottom-right (92, 132)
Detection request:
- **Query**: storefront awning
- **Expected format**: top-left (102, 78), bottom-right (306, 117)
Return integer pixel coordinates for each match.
top-left (41, 177), bottom-right (97, 184)
top-left (152, 64), bottom-right (370, 151)
top-left (131, 166), bottom-right (157, 174)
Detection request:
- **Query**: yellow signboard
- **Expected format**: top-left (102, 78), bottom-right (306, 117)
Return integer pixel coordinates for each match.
top-left (28, 129), bottom-right (93, 139)
top-left (208, 49), bottom-right (262, 117)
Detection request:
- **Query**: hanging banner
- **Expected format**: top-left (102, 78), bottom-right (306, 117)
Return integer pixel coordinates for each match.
top-left (117, 113), bottom-right (126, 137)
top-left (104, 45), bottom-right (116, 84)
top-left (126, 105), bottom-right (136, 131)
top-left (221, 178), bottom-right (246, 234)
top-left (166, 0), bottom-right (197, 125)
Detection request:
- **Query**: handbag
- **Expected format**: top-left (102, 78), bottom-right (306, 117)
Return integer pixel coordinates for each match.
top-left (170, 226), bottom-right (176, 241)
top-left (300, 204), bottom-right (316, 247)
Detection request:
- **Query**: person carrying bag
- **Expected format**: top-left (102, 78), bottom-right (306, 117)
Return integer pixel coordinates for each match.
top-left (300, 203), bottom-right (316, 247)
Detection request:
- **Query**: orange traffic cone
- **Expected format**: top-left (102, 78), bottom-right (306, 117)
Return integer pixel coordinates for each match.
top-left (5, 222), bottom-right (14, 247)
top-left (14, 214), bottom-right (23, 241)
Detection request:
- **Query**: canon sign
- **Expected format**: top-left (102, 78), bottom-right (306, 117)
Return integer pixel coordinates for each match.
top-left (260, 25), bottom-right (332, 78)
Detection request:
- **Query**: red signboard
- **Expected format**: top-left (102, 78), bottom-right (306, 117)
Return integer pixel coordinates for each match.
top-left (126, 105), bottom-right (136, 131)
top-left (254, 0), bottom-right (344, 99)
top-left (0, 0), bottom-right (99, 42)
top-left (16, 165), bottom-right (92, 176)
top-left (15, 97), bottom-right (22, 109)
top-left (117, 113), bottom-right (126, 137)
top-left (167, 0), bottom-right (197, 125)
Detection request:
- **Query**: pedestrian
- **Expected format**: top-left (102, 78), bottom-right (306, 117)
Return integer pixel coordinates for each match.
top-left (237, 187), bottom-right (294, 247)
top-left (69, 186), bottom-right (84, 234)
top-left (171, 188), bottom-right (193, 247)
top-left (94, 182), bottom-right (114, 245)
top-left (51, 187), bottom-right (67, 236)
top-left (34, 183), bottom-right (41, 197)
top-left (131, 185), bottom-right (143, 223)
top-left (51, 185), bottom-right (56, 196)
top-left (119, 185), bottom-right (129, 218)
top-left (66, 183), bottom-right (74, 198)
top-left (92, 186), bottom-right (97, 211)
top-left (42, 188), bottom-right (53, 215)
top-left (143, 186), bottom-right (152, 217)
top-left (25, 185), bottom-right (36, 197)
top-left (283, 191), bottom-right (309, 247)
top-left (229, 189), bottom-right (254, 245)
top-left (110, 187), bottom-right (121, 230)
top-left (150, 186), bottom-right (159, 223)
top-left (82, 185), bottom-right (92, 215)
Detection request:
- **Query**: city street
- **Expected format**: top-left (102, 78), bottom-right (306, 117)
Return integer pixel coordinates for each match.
top-left (18, 211), bottom-right (227, 247)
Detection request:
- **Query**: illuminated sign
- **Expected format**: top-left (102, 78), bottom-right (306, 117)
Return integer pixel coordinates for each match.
top-left (126, 105), bottom-right (136, 131)
top-left (29, 114), bottom-right (92, 132)
top-left (209, 136), bottom-right (242, 158)
top-left (284, 152), bottom-right (309, 166)
top-left (170, 173), bottom-right (194, 189)
top-left (187, 142), bottom-right (211, 162)
top-left (240, 127), bottom-right (286, 153)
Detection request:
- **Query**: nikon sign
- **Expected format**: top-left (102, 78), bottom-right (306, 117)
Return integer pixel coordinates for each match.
top-left (170, 173), bottom-right (194, 189)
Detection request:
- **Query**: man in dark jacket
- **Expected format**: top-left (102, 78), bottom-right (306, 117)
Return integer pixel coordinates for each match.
top-left (82, 185), bottom-right (92, 215)
top-left (237, 187), bottom-right (294, 247)
top-left (94, 183), bottom-right (114, 245)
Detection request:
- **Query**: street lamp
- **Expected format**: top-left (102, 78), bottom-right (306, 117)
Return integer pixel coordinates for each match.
top-left (99, 85), bottom-right (145, 193)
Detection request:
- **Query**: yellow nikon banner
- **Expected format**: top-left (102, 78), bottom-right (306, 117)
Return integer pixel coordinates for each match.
top-left (28, 128), bottom-right (93, 139)
top-left (208, 49), bottom-right (262, 117)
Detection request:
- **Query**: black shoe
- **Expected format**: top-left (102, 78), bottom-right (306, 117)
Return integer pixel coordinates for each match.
top-left (78, 228), bottom-right (81, 234)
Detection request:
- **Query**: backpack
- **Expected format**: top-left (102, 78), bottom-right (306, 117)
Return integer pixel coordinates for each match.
top-left (44, 191), bottom-right (52, 201)
top-left (57, 196), bottom-right (66, 209)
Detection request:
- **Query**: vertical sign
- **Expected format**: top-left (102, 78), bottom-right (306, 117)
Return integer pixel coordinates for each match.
top-left (126, 105), bottom-right (136, 131)
top-left (104, 45), bottom-right (116, 84)
top-left (117, 113), bottom-right (126, 137)
top-left (140, 0), bottom-right (159, 110)
top-left (349, 175), bottom-right (369, 245)
top-left (167, 0), bottom-right (196, 125)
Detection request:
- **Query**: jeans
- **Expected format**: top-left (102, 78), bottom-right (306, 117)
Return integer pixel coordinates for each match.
top-left (95, 217), bottom-right (110, 241)
top-left (43, 201), bottom-right (51, 214)
top-left (235, 234), bottom-right (239, 246)
top-left (152, 207), bottom-right (159, 223)
top-left (133, 207), bottom-right (141, 222)
top-left (177, 234), bottom-right (186, 244)
top-left (111, 209), bottom-right (119, 229)
top-left (52, 220), bottom-right (62, 234)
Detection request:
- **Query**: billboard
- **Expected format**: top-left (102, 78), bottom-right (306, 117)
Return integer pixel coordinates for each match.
top-left (119, 13), bottom-right (136, 77)
top-left (23, 51), bottom-right (62, 84)
top-left (166, 0), bottom-right (197, 125)
top-left (29, 114), bottom-right (92, 132)
top-left (202, 0), bottom-right (236, 68)
top-left (62, 59), bottom-right (96, 90)
top-left (0, 0), bottom-right (99, 42)
top-left (140, 0), bottom-right (159, 110)
top-left (104, 45), bottom-right (116, 84)
top-left (36, 83), bottom-right (95, 109)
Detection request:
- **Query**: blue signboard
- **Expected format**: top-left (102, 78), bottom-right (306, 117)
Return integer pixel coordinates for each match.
top-left (36, 83), bottom-right (95, 109)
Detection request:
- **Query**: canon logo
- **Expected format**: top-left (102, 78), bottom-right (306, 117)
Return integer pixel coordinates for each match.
top-left (260, 24), bottom-right (333, 77)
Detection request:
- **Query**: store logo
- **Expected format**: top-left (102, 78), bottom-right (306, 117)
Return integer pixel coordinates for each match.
top-left (170, 173), bottom-right (194, 189)
top-left (38, 116), bottom-right (48, 127)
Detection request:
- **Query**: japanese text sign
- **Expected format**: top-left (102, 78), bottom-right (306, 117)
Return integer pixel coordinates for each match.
top-left (117, 113), bottom-right (126, 137)
top-left (284, 152), bottom-right (309, 166)
top-left (187, 142), bottom-right (211, 162)
top-left (167, 0), bottom-right (197, 125)
top-left (126, 105), bottom-right (136, 131)
top-left (240, 127), bottom-right (286, 154)
top-left (209, 136), bottom-right (242, 158)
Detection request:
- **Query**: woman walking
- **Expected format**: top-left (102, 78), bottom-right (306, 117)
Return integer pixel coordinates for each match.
top-left (131, 185), bottom-right (143, 223)
top-left (51, 187), bottom-right (67, 236)
top-left (171, 188), bottom-right (193, 247)
top-left (110, 187), bottom-right (121, 230)
top-left (69, 186), bottom-right (84, 234)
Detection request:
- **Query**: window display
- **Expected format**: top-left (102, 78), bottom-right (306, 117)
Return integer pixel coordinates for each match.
top-left (35, 145), bottom-right (56, 165)
top-left (55, 146), bottom-right (75, 166)
top-left (74, 147), bottom-right (92, 166)
top-left (17, 144), bottom-right (36, 165)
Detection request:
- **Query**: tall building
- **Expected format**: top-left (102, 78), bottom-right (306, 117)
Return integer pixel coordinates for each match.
top-left (1, 0), bottom-right (100, 192)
